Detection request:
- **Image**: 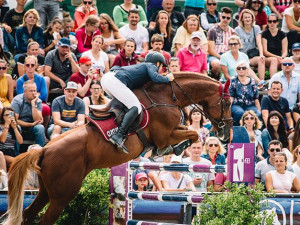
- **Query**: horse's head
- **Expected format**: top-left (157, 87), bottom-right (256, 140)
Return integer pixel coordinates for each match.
top-left (205, 80), bottom-right (232, 142)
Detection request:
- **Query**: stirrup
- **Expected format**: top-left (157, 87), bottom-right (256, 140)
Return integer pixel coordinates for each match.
top-left (151, 146), bottom-right (173, 158)
top-left (173, 140), bottom-right (192, 156)
top-left (109, 136), bottom-right (129, 154)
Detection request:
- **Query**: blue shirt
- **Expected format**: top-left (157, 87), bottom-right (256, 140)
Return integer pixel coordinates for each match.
top-left (201, 153), bottom-right (226, 165)
top-left (112, 63), bottom-right (170, 90)
top-left (15, 26), bottom-right (44, 53)
top-left (16, 74), bottom-right (48, 102)
top-left (268, 71), bottom-right (300, 110)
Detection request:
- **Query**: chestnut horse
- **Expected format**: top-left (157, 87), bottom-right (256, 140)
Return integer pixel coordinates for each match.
top-left (3, 73), bottom-right (232, 225)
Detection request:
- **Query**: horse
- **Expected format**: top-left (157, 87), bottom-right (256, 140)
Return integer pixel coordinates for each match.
top-left (3, 72), bottom-right (232, 225)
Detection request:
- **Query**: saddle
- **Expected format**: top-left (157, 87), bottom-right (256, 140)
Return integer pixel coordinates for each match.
top-left (87, 99), bottom-right (152, 151)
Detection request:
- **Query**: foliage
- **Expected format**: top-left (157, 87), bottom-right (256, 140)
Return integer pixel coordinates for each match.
top-left (193, 182), bottom-right (274, 225)
top-left (37, 169), bottom-right (111, 225)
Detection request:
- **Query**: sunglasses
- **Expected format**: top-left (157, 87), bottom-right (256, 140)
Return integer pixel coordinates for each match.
top-left (294, 0), bottom-right (300, 3)
top-left (229, 43), bottom-right (239, 46)
top-left (222, 16), bottom-right (231, 20)
top-left (237, 66), bottom-right (247, 70)
top-left (25, 64), bottom-right (35, 68)
top-left (0, 67), bottom-right (6, 70)
top-left (268, 20), bottom-right (278, 23)
top-left (282, 62), bottom-right (293, 66)
top-left (83, 1), bottom-right (92, 5)
top-left (269, 148), bottom-right (281, 153)
top-left (208, 144), bottom-right (219, 147)
top-left (244, 116), bottom-right (254, 120)
top-left (252, 1), bottom-right (262, 4)
top-left (207, 3), bottom-right (217, 5)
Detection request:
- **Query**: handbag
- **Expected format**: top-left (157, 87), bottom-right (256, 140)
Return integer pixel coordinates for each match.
top-left (246, 28), bottom-right (259, 58)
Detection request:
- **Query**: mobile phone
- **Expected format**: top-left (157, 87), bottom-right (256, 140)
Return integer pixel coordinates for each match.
top-left (9, 111), bottom-right (14, 117)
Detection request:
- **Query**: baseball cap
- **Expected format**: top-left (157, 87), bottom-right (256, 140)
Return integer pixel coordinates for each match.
top-left (65, 81), bottom-right (78, 90)
top-left (78, 56), bottom-right (92, 65)
top-left (135, 172), bottom-right (148, 181)
top-left (190, 31), bottom-right (202, 40)
top-left (170, 155), bottom-right (182, 163)
top-left (292, 43), bottom-right (300, 51)
top-left (58, 37), bottom-right (71, 47)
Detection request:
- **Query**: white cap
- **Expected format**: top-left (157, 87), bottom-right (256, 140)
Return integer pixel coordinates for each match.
top-left (190, 31), bottom-right (202, 40)
top-left (170, 155), bottom-right (182, 163)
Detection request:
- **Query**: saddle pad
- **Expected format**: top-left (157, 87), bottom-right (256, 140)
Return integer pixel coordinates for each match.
top-left (87, 108), bottom-right (149, 141)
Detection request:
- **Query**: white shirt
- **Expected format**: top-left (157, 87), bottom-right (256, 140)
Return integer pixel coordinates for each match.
top-left (82, 50), bottom-right (108, 73)
top-left (119, 24), bottom-right (149, 54)
top-left (160, 172), bottom-right (193, 189)
top-left (268, 170), bottom-right (296, 192)
top-left (282, 7), bottom-right (300, 33)
top-left (292, 162), bottom-right (300, 182)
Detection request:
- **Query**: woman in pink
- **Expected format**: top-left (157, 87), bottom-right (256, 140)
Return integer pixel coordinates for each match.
top-left (269, 0), bottom-right (292, 19)
top-left (74, 0), bottom-right (97, 31)
top-left (75, 15), bottom-right (100, 54)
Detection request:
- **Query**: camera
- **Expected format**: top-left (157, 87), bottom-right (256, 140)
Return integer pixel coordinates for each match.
top-left (9, 111), bottom-right (14, 117)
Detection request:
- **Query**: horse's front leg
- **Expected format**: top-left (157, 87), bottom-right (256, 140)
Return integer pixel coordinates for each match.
top-left (167, 129), bottom-right (199, 145)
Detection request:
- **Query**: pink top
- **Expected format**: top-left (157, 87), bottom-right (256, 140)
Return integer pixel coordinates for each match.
top-left (75, 26), bottom-right (101, 53)
top-left (74, 5), bottom-right (97, 31)
top-left (177, 46), bottom-right (207, 73)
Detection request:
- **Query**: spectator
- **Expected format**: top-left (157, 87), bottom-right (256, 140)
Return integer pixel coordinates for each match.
top-left (255, 140), bottom-right (285, 184)
top-left (261, 111), bottom-right (289, 156)
top-left (0, 107), bottom-right (23, 163)
top-left (262, 13), bottom-right (288, 78)
top-left (43, 18), bottom-right (63, 54)
top-left (172, 15), bottom-right (208, 56)
top-left (182, 140), bottom-right (215, 192)
top-left (268, 0), bottom-right (292, 19)
top-left (83, 80), bottom-right (109, 115)
top-left (73, 0), bottom-right (97, 31)
top-left (244, 0), bottom-right (267, 30)
top-left (2, 0), bottom-right (27, 54)
top-left (119, 9), bottom-right (149, 54)
top-left (112, 38), bottom-right (138, 66)
top-left (34, 0), bottom-right (61, 28)
top-left (184, 0), bottom-right (205, 18)
top-left (140, 34), bottom-right (171, 66)
top-left (15, 9), bottom-right (44, 57)
top-left (261, 81), bottom-right (294, 130)
top-left (99, 13), bottom-right (126, 65)
top-left (168, 57), bottom-right (180, 73)
top-left (48, 82), bottom-right (85, 140)
top-left (213, 173), bottom-right (228, 191)
top-left (149, 0), bottom-right (185, 31)
top-left (289, 119), bottom-right (300, 150)
top-left (61, 13), bottom-right (78, 53)
top-left (11, 80), bottom-right (45, 147)
top-left (207, 7), bottom-right (235, 80)
top-left (70, 56), bottom-right (96, 98)
top-left (291, 43), bottom-right (300, 75)
top-left (200, 0), bottom-right (220, 31)
top-left (0, 45), bottom-right (9, 66)
top-left (161, 155), bottom-right (197, 192)
top-left (240, 110), bottom-right (264, 161)
top-left (229, 61), bottom-right (261, 125)
top-left (281, 0), bottom-right (300, 52)
top-left (113, 0), bottom-right (148, 28)
top-left (14, 41), bottom-right (45, 80)
top-left (187, 107), bottom-right (210, 143)
top-left (202, 137), bottom-right (226, 165)
top-left (134, 172), bottom-right (149, 191)
top-left (148, 10), bottom-right (175, 52)
top-left (292, 145), bottom-right (300, 181)
top-left (269, 57), bottom-right (300, 110)
top-left (81, 35), bottom-right (109, 75)
top-left (16, 56), bottom-right (50, 129)
top-left (44, 37), bottom-right (79, 90)
top-left (220, 36), bottom-right (260, 83)
top-left (235, 9), bottom-right (265, 81)
top-left (146, 0), bottom-right (163, 21)
top-left (265, 152), bottom-right (300, 193)
top-left (75, 15), bottom-right (101, 54)
top-left (0, 59), bottom-right (13, 107)
top-left (177, 31), bottom-right (207, 74)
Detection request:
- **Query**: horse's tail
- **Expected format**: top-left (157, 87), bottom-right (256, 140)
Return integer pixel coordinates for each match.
top-left (2, 148), bottom-right (43, 225)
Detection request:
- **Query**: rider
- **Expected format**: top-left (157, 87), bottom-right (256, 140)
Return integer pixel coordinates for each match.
top-left (101, 52), bottom-right (174, 154)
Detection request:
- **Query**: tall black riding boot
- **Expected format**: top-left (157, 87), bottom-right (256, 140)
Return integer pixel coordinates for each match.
top-left (110, 106), bottom-right (139, 154)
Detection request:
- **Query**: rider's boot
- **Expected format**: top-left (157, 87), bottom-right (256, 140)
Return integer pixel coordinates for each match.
top-left (110, 106), bottom-right (139, 154)
top-left (172, 139), bottom-right (193, 156)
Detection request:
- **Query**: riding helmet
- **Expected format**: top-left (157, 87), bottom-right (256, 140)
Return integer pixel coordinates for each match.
top-left (145, 52), bottom-right (166, 66)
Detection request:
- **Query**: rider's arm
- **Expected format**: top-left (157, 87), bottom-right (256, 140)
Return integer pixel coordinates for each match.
top-left (146, 64), bottom-right (171, 83)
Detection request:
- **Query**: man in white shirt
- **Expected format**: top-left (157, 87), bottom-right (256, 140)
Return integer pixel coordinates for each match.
top-left (119, 9), bottom-right (149, 54)
top-left (182, 140), bottom-right (215, 192)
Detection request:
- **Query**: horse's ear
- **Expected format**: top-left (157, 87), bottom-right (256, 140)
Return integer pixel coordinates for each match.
top-left (224, 79), bottom-right (231, 94)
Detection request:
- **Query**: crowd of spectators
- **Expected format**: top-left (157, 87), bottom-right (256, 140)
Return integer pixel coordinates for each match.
top-left (0, 0), bottom-right (300, 193)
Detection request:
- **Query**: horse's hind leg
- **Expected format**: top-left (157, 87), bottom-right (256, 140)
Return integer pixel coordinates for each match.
top-left (23, 178), bottom-right (49, 225)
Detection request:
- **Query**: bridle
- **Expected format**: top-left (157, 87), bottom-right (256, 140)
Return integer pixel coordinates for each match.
top-left (142, 80), bottom-right (233, 129)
